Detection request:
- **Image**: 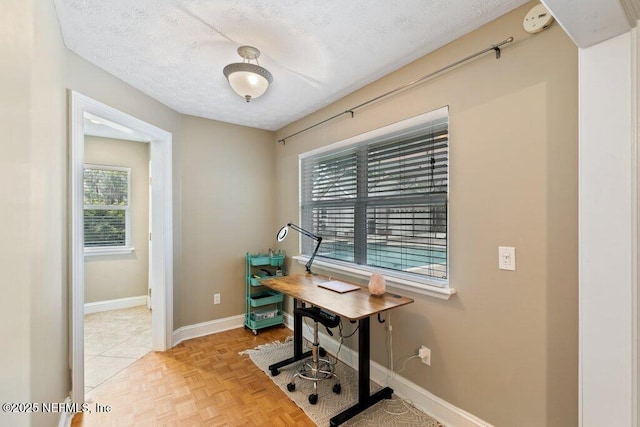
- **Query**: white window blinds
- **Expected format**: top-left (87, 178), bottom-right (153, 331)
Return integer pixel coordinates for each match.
top-left (300, 109), bottom-right (448, 283)
top-left (83, 166), bottom-right (131, 248)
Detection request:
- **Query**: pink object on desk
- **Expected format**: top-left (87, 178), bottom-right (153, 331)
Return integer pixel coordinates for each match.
top-left (368, 273), bottom-right (386, 296)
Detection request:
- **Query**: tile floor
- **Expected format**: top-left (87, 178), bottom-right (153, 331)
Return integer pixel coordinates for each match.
top-left (84, 305), bottom-right (152, 394)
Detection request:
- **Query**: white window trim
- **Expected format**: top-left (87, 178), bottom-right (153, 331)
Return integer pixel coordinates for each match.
top-left (297, 107), bottom-right (451, 297)
top-left (292, 255), bottom-right (456, 300)
top-left (83, 164), bottom-right (133, 255)
top-left (84, 246), bottom-right (135, 257)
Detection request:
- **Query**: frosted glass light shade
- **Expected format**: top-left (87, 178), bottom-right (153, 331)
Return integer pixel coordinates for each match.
top-left (223, 63), bottom-right (273, 102)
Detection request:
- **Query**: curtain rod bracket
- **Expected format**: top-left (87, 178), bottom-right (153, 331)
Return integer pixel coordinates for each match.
top-left (348, 110), bottom-right (354, 118)
top-left (493, 46), bottom-right (501, 59)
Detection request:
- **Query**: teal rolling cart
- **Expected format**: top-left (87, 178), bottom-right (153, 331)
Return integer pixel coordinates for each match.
top-left (245, 251), bottom-right (285, 335)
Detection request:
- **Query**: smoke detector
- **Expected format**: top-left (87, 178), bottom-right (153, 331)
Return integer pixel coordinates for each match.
top-left (523, 4), bottom-right (554, 34)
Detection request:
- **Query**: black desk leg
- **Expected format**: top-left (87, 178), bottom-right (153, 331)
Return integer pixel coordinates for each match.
top-left (359, 316), bottom-right (370, 402)
top-left (268, 298), bottom-right (311, 376)
top-left (294, 298), bottom-right (303, 356)
top-left (330, 316), bottom-right (394, 426)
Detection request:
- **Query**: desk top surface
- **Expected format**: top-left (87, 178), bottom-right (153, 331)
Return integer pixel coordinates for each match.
top-left (261, 274), bottom-right (414, 320)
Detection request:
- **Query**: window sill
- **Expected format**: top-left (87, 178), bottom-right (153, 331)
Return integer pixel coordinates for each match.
top-left (292, 255), bottom-right (456, 300)
top-left (84, 246), bottom-right (135, 257)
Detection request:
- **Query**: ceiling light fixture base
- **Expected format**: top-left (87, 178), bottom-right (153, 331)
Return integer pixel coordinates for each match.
top-left (237, 46), bottom-right (261, 61)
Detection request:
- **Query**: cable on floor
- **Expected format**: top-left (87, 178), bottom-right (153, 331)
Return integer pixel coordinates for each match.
top-left (381, 311), bottom-right (428, 417)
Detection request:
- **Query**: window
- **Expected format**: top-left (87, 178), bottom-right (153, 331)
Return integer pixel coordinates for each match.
top-left (300, 107), bottom-right (448, 287)
top-left (83, 165), bottom-right (132, 254)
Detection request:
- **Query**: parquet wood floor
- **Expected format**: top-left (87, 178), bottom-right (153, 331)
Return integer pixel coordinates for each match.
top-left (72, 326), bottom-right (315, 426)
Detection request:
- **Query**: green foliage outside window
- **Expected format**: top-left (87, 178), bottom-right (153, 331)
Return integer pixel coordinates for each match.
top-left (83, 167), bottom-right (130, 247)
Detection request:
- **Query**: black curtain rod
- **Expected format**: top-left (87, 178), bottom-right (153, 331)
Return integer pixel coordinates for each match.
top-left (278, 36), bottom-right (514, 145)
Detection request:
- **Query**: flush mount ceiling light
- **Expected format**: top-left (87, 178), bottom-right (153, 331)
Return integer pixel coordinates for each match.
top-left (223, 46), bottom-right (273, 103)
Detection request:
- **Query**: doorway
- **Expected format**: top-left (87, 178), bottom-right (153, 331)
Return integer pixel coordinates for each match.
top-left (70, 91), bottom-right (173, 404)
top-left (83, 132), bottom-right (151, 393)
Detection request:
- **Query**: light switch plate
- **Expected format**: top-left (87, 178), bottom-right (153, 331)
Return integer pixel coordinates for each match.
top-left (498, 246), bottom-right (516, 271)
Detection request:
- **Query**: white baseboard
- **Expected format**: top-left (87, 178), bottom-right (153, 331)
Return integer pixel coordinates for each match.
top-left (284, 313), bottom-right (492, 427)
top-left (58, 410), bottom-right (74, 427)
top-left (57, 396), bottom-right (74, 427)
top-left (84, 295), bottom-right (147, 314)
top-left (172, 314), bottom-right (245, 347)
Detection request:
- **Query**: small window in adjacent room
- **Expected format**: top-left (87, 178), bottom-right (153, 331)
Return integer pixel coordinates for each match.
top-left (83, 165), bottom-right (133, 255)
top-left (299, 107), bottom-right (449, 290)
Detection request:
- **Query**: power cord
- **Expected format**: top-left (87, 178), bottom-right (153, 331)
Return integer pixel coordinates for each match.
top-left (381, 312), bottom-right (426, 417)
top-left (324, 319), bottom-right (359, 367)
top-left (303, 310), bottom-right (425, 418)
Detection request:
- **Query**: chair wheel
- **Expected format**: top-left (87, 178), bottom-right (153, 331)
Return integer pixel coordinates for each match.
top-left (308, 394), bottom-right (318, 405)
top-left (287, 382), bottom-right (295, 392)
top-left (333, 383), bottom-right (341, 394)
top-left (270, 369), bottom-right (280, 377)
top-left (319, 347), bottom-right (327, 357)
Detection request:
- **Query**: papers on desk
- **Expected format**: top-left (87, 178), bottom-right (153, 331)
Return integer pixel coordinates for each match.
top-left (317, 280), bottom-right (360, 293)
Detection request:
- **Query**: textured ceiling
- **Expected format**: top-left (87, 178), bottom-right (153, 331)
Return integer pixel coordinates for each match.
top-left (53, 0), bottom-right (528, 131)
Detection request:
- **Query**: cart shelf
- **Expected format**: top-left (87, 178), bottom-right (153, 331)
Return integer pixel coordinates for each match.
top-left (249, 291), bottom-right (283, 307)
top-left (244, 252), bottom-right (285, 335)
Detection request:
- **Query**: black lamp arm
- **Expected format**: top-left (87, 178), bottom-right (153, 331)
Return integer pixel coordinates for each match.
top-left (305, 235), bottom-right (323, 274)
top-left (287, 222), bottom-right (320, 242)
top-left (286, 223), bottom-right (322, 274)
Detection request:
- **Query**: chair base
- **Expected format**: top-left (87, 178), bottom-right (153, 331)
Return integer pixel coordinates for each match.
top-left (287, 352), bottom-right (341, 404)
top-left (296, 358), bottom-right (334, 382)
top-left (289, 307), bottom-right (342, 405)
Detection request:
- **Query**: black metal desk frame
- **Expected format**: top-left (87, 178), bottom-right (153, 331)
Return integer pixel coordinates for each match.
top-left (268, 298), bottom-right (394, 426)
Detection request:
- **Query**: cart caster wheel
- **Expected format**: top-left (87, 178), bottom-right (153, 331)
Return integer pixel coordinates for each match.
top-left (270, 369), bottom-right (280, 377)
top-left (308, 394), bottom-right (318, 405)
top-left (333, 384), bottom-right (341, 394)
top-left (252, 329), bottom-right (258, 336)
top-left (319, 347), bottom-right (327, 357)
top-left (287, 382), bottom-right (295, 392)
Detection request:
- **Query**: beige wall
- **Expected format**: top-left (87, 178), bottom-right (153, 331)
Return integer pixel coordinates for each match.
top-left (178, 115), bottom-right (275, 326)
top-left (84, 136), bottom-right (150, 303)
top-left (3, 2), bottom-right (278, 423)
top-left (1, 1), bottom-right (73, 426)
top-left (274, 2), bottom-right (578, 426)
top-left (0, 1), bottom-right (184, 425)
top-left (1, 2), bottom-right (48, 426)
top-left (2, 2), bottom-right (276, 423)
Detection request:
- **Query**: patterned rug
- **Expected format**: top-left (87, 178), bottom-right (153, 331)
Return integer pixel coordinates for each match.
top-left (240, 339), bottom-right (443, 426)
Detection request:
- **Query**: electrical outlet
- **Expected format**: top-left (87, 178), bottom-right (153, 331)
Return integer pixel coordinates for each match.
top-left (214, 293), bottom-right (221, 304)
top-left (418, 345), bottom-right (431, 366)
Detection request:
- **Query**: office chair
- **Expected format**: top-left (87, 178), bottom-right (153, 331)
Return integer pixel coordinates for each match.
top-left (287, 306), bottom-right (342, 404)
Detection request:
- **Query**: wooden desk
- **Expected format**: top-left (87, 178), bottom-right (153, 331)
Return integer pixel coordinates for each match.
top-left (261, 273), bottom-right (414, 426)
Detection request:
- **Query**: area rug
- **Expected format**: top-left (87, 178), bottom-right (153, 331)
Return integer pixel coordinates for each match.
top-left (240, 339), bottom-right (443, 426)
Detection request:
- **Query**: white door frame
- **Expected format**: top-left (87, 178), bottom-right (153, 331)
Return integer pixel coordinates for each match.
top-left (148, 159), bottom-right (153, 310)
top-left (70, 91), bottom-right (173, 404)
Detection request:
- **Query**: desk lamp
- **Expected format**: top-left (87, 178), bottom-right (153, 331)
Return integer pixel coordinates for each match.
top-left (277, 222), bottom-right (322, 274)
